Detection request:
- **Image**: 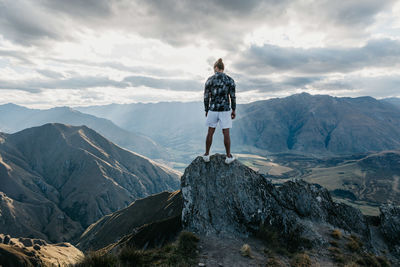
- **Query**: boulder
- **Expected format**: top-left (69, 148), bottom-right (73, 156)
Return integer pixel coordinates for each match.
top-left (181, 154), bottom-right (370, 249)
top-left (18, 238), bottom-right (33, 247)
top-left (3, 235), bottom-right (10, 245)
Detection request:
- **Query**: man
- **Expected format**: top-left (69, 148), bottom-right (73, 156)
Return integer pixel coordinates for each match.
top-left (203, 58), bottom-right (236, 164)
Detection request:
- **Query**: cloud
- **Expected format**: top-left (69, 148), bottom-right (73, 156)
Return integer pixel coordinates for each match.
top-left (123, 75), bottom-right (202, 91)
top-left (0, 72), bottom-right (202, 92)
top-left (1, 0), bottom-right (395, 48)
top-left (233, 38), bottom-right (400, 75)
top-left (0, 0), bottom-right (400, 107)
top-left (0, 49), bottom-right (33, 64)
top-left (41, 0), bottom-right (112, 18)
top-left (0, 75), bottom-right (128, 92)
top-left (36, 69), bottom-right (65, 79)
top-left (326, 75), bottom-right (400, 98)
top-left (231, 73), bottom-right (324, 93)
top-left (0, 0), bottom-right (70, 45)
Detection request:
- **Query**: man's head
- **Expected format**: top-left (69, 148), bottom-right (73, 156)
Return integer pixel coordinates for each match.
top-left (214, 58), bottom-right (224, 73)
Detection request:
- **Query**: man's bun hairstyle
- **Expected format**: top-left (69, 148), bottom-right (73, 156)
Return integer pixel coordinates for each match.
top-left (214, 58), bottom-right (224, 70)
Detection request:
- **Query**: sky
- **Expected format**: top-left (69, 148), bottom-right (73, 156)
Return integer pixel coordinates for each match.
top-left (0, 0), bottom-right (400, 108)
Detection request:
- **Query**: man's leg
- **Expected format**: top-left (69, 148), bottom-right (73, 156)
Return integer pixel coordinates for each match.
top-left (222, 128), bottom-right (232, 158)
top-left (205, 127), bottom-right (216, 155)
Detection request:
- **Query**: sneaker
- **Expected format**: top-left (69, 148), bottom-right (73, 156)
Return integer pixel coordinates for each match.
top-left (202, 154), bottom-right (210, 162)
top-left (225, 155), bottom-right (236, 164)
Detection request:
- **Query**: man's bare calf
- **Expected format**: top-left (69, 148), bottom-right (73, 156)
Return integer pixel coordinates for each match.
top-left (204, 127), bottom-right (216, 156)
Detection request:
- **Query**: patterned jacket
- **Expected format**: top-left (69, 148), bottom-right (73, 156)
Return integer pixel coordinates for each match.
top-left (204, 71), bottom-right (236, 112)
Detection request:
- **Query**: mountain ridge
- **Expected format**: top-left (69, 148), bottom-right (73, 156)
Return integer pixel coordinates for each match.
top-left (0, 103), bottom-right (169, 161)
top-left (75, 93), bottom-right (400, 157)
top-left (0, 123), bottom-right (179, 242)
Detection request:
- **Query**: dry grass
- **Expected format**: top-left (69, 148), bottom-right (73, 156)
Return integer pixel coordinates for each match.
top-left (76, 231), bottom-right (199, 267)
top-left (346, 239), bottom-right (360, 252)
top-left (266, 256), bottom-right (283, 267)
top-left (290, 253), bottom-right (312, 267)
top-left (328, 247), bottom-right (341, 254)
top-left (240, 244), bottom-right (253, 258)
top-left (329, 240), bottom-right (339, 247)
top-left (346, 235), bottom-right (363, 253)
top-left (355, 253), bottom-right (391, 267)
top-left (75, 251), bottom-right (118, 267)
top-left (331, 229), bottom-right (342, 239)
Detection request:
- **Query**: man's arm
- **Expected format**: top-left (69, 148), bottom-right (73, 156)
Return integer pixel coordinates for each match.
top-left (230, 79), bottom-right (236, 119)
top-left (204, 78), bottom-right (211, 116)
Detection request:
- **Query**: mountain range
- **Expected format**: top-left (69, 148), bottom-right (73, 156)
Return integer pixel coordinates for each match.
top-left (3, 93), bottom-right (400, 167)
top-left (383, 97), bottom-right (400, 109)
top-left (77, 93), bottom-right (400, 157)
top-left (0, 103), bottom-right (169, 161)
top-left (0, 123), bottom-right (179, 243)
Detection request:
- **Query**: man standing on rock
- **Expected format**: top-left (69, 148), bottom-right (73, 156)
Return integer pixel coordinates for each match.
top-left (203, 58), bottom-right (236, 164)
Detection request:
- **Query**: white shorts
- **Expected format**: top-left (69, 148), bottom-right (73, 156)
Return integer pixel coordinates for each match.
top-left (206, 110), bottom-right (232, 129)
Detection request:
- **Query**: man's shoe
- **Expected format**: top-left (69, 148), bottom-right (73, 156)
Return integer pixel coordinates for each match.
top-left (225, 155), bottom-right (236, 164)
top-left (202, 154), bottom-right (210, 162)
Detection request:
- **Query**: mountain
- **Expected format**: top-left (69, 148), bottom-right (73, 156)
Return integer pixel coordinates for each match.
top-left (76, 94), bottom-right (400, 158)
top-left (0, 103), bottom-right (169, 161)
top-left (75, 154), bottom-right (400, 266)
top-left (233, 93), bottom-right (400, 154)
top-left (382, 97), bottom-right (400, 109)
top-left (77, 190), bottom-right (182, 252)
top-left (0, 123), bottom-right (180, 243)
top-left (77, 102), bottom-right (213, 161)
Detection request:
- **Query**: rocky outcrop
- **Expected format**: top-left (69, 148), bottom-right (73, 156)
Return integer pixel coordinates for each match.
top-left (181, 154), bottom-right (398, 254)
top-left (0, 234), bottom-right (83, 267)
top-left (74, 154), bottom-right (400, 265)
top-left (380, 205), bottom-right (400, 253)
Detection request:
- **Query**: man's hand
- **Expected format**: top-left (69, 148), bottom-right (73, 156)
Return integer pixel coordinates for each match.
top-left (231, 110), bottom-right (236, 119)
top-left (205, 111), bottom-right (208, 117)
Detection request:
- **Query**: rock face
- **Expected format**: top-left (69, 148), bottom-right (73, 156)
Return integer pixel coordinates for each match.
top-left (0, 123), bottom-right (180, 242)
top-left (380, 205), bottom-right (400, 252)
top-left (181, 154), bottom-right (394, 252)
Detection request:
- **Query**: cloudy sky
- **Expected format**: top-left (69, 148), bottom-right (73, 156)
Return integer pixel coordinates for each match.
top-left (0, 0), bottom-right (400, 108)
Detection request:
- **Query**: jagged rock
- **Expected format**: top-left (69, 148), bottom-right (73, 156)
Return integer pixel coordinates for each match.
top-left (0, 234), bottom-right (83, 266)
top-left (380, 205), bottom-right (400, 250)
top-left (33, 239), bottom-right (46, 246)
top-left (3, 235), bottom-right (10, 245)
top-left (181, 154), bottom-right (370, 248)
top-left (18, 237), bottom-right (33, 247)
